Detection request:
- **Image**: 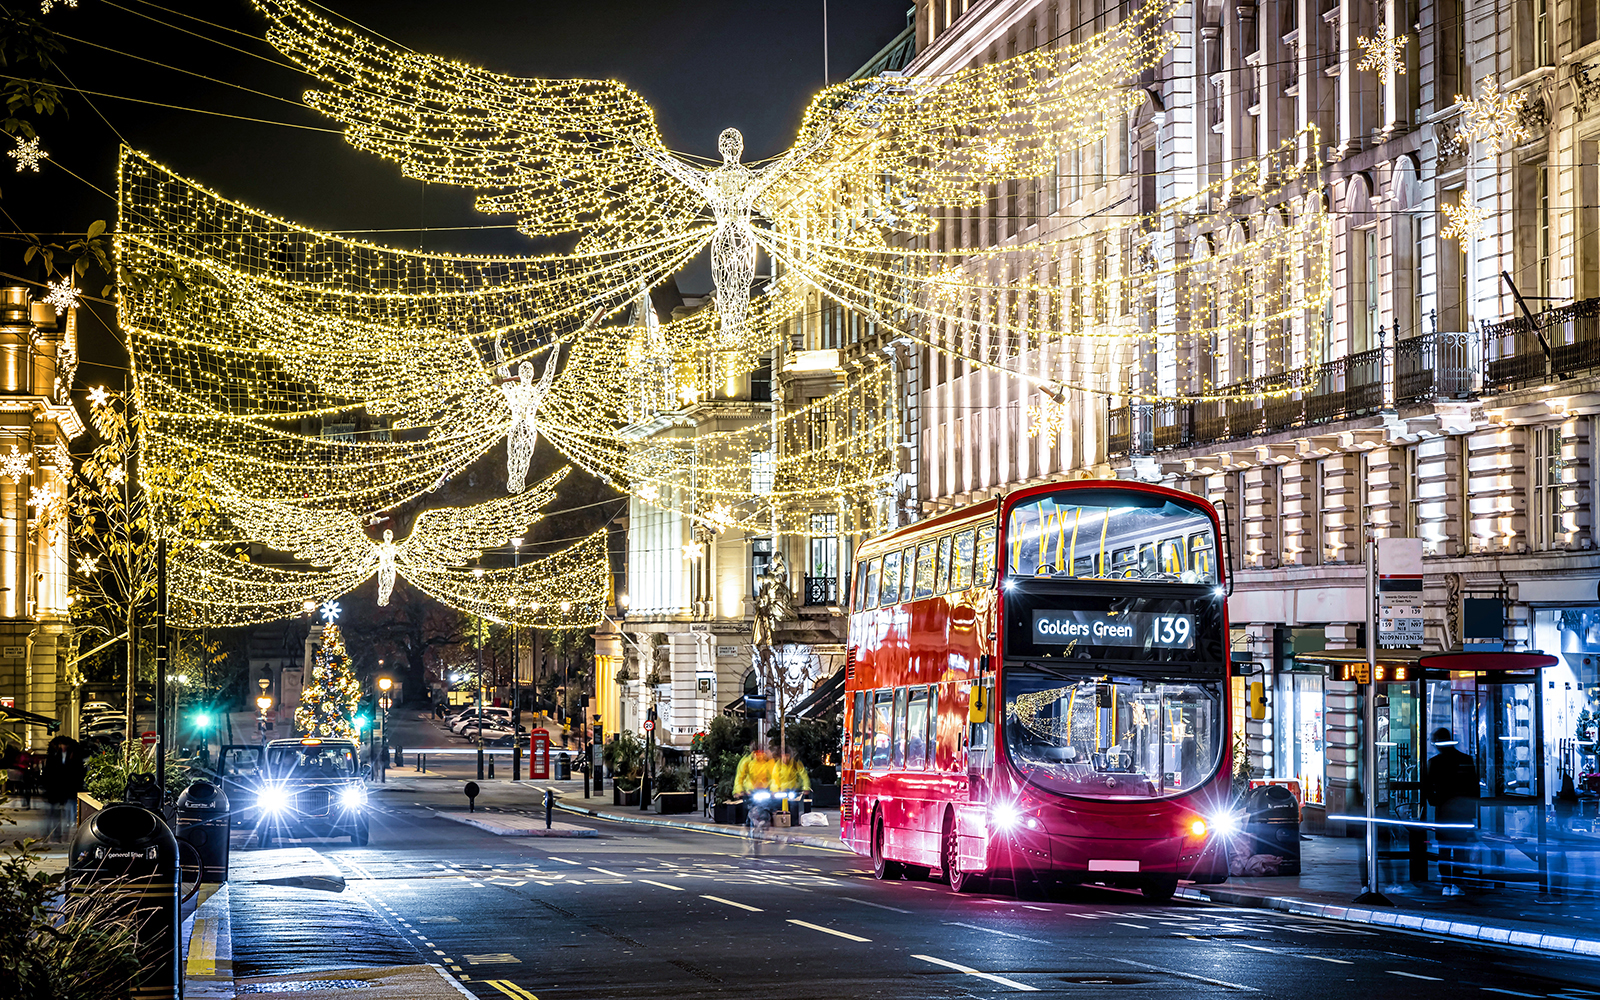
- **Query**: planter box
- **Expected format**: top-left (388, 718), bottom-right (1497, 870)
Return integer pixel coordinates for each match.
top-left (650, 791), bottom-right (695, 814)
top-left (614, 785), bottom-right (640, 807)
top-left (810, 784), bottom-right (840, 809)
top-left (713, 800), bottom-right (747, 825)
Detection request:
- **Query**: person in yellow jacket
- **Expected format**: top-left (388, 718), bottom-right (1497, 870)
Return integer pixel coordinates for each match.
top-left (733, 743), bottom-right (774, 797)
top-left (771, 752), bottom-right (811, 794)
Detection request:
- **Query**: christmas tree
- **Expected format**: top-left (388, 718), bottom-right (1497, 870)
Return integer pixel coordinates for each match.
top-left (295, 625), bottom-right (362, 739)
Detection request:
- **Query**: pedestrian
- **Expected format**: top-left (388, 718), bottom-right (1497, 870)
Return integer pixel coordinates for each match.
top-left (40, 736), bottom-right (84, 844)
top-left (1423, 727), bottom-right (1479, 896)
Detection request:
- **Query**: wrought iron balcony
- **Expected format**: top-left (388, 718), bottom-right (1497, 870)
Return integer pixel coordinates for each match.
top-left (803, 575), bottom-right (839, 606)
top-left (1482, 296), bottom-right (1600, 390)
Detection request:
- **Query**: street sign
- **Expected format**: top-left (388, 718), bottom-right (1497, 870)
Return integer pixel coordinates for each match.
top-left (1378, 593), bottom-right (1425, 648)
top-left (642, 719), bottom-right (655, 733)
top-left (140, 731), bottom-right (158, 746)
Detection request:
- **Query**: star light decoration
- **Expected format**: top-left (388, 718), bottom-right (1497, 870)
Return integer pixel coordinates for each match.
top-left (1355, 23), bottom-right (1408, 82)
top-left (319, 599), bottom-right (341, 622)
top-left (42, 278), bottom-right (80, 316)
top-left (1440, 195), bottom-right (1487, 242)
top-left (0, 446), bottom-right (31, 483)
top-left (1455, 75), bottom-right (1531, 152)
top-left (8, 136), bottom-right (47, 173)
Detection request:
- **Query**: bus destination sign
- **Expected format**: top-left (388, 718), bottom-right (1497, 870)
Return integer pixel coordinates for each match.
top-left (1031, 610), bottom-right (1196, 649)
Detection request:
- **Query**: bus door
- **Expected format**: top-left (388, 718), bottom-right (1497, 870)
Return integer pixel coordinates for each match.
top-left (967, 677), bottom-right (995, 802)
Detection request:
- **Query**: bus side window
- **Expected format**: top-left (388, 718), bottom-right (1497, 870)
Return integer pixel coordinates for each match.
top-left (1159, 537), bottom-right (1185, 575)
top-left (1188, 532), bottom-right (1216, 582)
top-left (1072, 553), bottom-right (1097, 577)
top-left (974, 523), bottom-right (997, 586)
top-left (950, 529), bottom-right (975, 590)
top-left (877, 552), bottom-right (900, 607)
top-left (926, 685), bottom-right (940, 769)
top-left (898, 546), bottom-right (916, 603)
top-left (891, 687), bottom-right (909, 768)
top-left (853, 562), bottom-right (869, 611)
top-left (905, 688), bottom-right (928, 769)
top-left (852, 691), bottom-right (868, 769)
top-left (871, 690), bottom-right (893, 768)
top-left (1111, 546), bottom-right (1137, 577)
top-left (912, 541), bottom-right (937, 599)
top-left (934, 534), bottom-right (953, 596)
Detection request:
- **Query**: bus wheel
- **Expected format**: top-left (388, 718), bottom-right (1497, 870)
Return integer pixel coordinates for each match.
top-left (872, 817), bottom-right (903, 881)
top-left (1141, 876), bottom-right (1178, 903)
top-left (944, 814), bottom-right (983, 893)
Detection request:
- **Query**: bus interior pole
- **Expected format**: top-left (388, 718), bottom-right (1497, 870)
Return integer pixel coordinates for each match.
top-left (1355, 529), bottom-right (1392, 906)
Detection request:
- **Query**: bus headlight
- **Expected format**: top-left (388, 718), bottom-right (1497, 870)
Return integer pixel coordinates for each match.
top-left (1187, 818), bottom-right (1208, 838)
top-left (1208, 811), bottom-right (1241, 837)
top-left (340, 787), bottom-right (367, 809)
top-left (257, 786), bottom-right (289, 814)
top-left (990, 802), bottom-right (1020, 832)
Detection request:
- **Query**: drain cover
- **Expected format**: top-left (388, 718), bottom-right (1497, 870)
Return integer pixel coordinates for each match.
top-left (237, 982), bottom-right (372, 994)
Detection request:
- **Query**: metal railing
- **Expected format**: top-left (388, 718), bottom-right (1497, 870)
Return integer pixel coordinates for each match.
top-left (1396, 330), bottom-right (1479, 403)
top-left (803, 575), bottom-right (839, 606)
top-left (1482, 296), bottom-right (1600, 390)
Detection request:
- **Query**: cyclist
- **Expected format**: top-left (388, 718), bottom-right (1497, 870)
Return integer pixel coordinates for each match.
top-left (733, 742), bottom-right (775, 851)
top-left (771, 751), bottom-right (811, 824)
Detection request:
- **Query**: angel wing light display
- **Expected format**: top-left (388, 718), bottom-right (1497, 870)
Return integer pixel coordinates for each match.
top-left (117, 0), bottom-right (1332, 626)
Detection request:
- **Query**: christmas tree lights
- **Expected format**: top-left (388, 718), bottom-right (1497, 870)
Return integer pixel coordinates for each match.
top-left (295, 624), bottom-right (361, 739)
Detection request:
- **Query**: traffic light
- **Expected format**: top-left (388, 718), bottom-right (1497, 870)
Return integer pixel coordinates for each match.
top-left (191, 710), bottom-right (213, 729)
top-left (1248, 681), bottom-right (1269, 720)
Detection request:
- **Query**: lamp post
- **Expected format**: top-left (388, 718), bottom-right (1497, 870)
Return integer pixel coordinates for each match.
top-left (511, 536), bottom-right (522, 782)
top-left (255, 677), bottom-right (272, 751)
top-left (377, 675), bottom-right (392, 783)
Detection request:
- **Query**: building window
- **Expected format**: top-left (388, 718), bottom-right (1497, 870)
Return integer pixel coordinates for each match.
top-left (807, 513), bottom-right (840, 606)
top-left (751, 537), bottom-right (773, 598)
top-left (1403, 445), bottom-right (1420, 539)
top-left (1531, 426), bottom-right (1565, 550)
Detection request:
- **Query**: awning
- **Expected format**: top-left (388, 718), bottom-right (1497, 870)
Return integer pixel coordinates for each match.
top-left (1418, 651), bottom-right (1558, 672)
top-left (787, 666), bottom-right (846, 720)
top-left (0, 704), bottom-right (59, 730)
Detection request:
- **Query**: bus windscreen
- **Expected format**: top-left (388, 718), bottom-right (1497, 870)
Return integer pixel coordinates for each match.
top-left (1006, 495), bottom-right (1217, 585)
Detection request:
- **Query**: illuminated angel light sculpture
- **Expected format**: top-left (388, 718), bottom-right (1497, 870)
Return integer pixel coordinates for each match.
top-left (494, 339), bottom-right (561, 493)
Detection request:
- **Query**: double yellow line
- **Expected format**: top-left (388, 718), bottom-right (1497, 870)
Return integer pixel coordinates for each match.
top-left (483, 981), bottom-right (538, 1000)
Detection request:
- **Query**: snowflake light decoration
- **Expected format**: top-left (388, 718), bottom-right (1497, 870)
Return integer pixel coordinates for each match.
top-left (1025, 395), bottom-right (1072, 449)
top-left (0, 446), bottom-right (31, 483)
top-left (1441, 196), bottom-right (1487, 242)
top-left (43, 278), bottom-right (80, 316)
top-left (1456, 75), bottom-right (1530, 152)
top-left (27, 484), bottom-right (55, 510)
top-left (702, 503), bottom-right (736, 533)
top-left (320, 599), bottom-right (342, 622)
top-left (76, 555), bottom-right (99, 576)
top-left (8, 136), bottom-right (46, 173)
top-left (107, 464), bottom-right (126, 485)
top-left (1356, 24), bottom-right (1408, 82)
top-left (86, 385), bottom-right (112, 407)
top-left (39, 0), bottom-right (78, 12)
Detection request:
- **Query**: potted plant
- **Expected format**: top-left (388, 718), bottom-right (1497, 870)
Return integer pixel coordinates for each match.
top-left (604, 731), bottom-right (644, 806)
top-left (698, 716), bottom-right (755, 823)
top-left (650, 766), bottom-right (695, 814)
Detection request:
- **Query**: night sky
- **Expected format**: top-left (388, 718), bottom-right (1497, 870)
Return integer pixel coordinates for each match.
top-left (7, 0), bottom-right (913, 380)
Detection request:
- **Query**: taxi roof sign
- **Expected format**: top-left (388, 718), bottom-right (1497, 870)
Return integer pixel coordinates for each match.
top-left (300, 737), bottom-right (323, 745)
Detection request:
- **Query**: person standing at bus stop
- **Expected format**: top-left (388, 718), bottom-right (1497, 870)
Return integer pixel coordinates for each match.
top-left (1424, 728), bottom-right (1479, 896)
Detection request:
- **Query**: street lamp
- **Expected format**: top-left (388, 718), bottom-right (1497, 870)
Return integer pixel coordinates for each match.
top-left (377, 675), bottom-right (393, 783)
top-left (255, 677), bottom-right (272, 750)
top-left (511, 536), bottom-right (522, 782)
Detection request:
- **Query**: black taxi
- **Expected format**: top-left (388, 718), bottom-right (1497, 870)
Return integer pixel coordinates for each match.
top-left (255, 737), bottom-right (371, 847)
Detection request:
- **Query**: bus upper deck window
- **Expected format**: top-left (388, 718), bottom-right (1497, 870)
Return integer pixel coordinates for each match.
top-left (878, 552), bottom-right (900, 607)
top-left (934, 535), bottom-right (953, 595)
top-left (951, 529), bottom-right (975, 590)
top-left (913, 541), bottom-right (937, 599)
top-left (975, 523), bottom-right (997, 586)
top-left (898, 546), bottom-right (916, 603)
top-left (862, 557), bottom-right (881, 610)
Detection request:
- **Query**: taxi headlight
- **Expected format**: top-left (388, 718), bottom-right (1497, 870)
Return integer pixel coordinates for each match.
top-left (340, 787), bottom-right (366, 809)
top-left (257, 786), bottom-right (289, 813)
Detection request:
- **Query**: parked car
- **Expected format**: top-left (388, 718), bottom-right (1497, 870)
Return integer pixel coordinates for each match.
top-left (80, 701), bottom-right (116, 717)
top-left (254, 737), bottom-right (372, 847)
top-left (81, 714), bottom-right (128, 737)
top-left (451, 708), bottom-right (512, 734)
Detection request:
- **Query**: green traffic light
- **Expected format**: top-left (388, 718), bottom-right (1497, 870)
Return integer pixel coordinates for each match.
top-left (193, 712), bottom-right (212, 728)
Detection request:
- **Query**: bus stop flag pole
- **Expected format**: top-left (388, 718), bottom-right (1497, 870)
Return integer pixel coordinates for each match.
top-left (1354, 527), bottom-right (1393, 906)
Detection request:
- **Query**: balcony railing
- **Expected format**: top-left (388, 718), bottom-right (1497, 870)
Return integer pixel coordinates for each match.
top-left (1482, 296), bottom-right (1600, 390)
top-left (803, 575), bottom-right (839, 606)
top-left (1396, 331), bottom-right (1478, 403)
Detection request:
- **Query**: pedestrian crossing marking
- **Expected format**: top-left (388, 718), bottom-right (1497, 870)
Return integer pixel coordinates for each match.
top-left (483, 981), bottom-right (538, 999)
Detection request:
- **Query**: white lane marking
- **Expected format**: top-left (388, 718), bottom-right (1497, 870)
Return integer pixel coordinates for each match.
top-left (1233, 944), bottom-right (1281, 954)
top-left (1387, 971), bottom-right (1444, 982)
top-left (1114, 922), bottom-right (1150, 930)
top-left (1066, 913), bottom-right (1099, 920)
top-left (549, 857), bottom-right (579, 865)
top-left (912, 954), bottom-right (1039, 992)
top-left (1111, 958), bottom-right (1257, 992)
top-left (701, 895), bottom-right (763, 912)
top-left (944, 921), bottom-right (1052, 945)
top-left (839, 896), bottom-right (912, 914)
top-left (1308, 956), bottom-right (1353, 965)
top-left (639, 879), bottom-right (684, 891)
top-left (588, 867), bottom-right (626, 877)
top-left (1480, 989), bottom-right (1542, 998)
top-left (1022, 905), bottom-right (1051, 912)
top-left (787, 919), bottom-right (871, 943)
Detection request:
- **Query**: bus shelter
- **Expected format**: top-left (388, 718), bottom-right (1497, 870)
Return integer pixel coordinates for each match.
top-left (1295, 649), bottom-right (1558, 888)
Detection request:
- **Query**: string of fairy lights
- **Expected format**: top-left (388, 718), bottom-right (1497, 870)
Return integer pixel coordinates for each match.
top-left (106, 0), bottom-right (1412, 625)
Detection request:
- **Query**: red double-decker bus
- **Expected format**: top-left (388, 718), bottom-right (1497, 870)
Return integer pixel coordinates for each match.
top-left (840, 480), bottom-right (1233, 900)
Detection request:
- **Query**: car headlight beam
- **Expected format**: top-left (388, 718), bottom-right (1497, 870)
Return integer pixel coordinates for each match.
top-left (340, 787), bottom-right (366, 809)
top-left (257, 785), bottom-right (289, 814)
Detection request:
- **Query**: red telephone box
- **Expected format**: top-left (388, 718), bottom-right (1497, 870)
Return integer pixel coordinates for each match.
top-left (529, 728), bottom-right (550, 781)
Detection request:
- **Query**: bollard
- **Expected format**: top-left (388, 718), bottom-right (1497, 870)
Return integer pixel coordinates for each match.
top-left (487, 755), bottom-right (496, 779)
top-left (464, 781), bottom-right (480, 814)
top-left (544, 788), bottom-right (554, 829)
top-left (68, 802), bottom-right (182, 1000)
top-left (175, 781), bottom-right (231, 883)
top-left (394, 744), bottom-right (404, 768)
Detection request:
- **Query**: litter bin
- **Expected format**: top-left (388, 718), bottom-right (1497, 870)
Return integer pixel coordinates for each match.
top-left (1241, 784), bottom-right (1301, 875)
top-left (554, 752), bottom-right (570, 780)
top-left (176, 780), bottom-right (231, 883)
top-left (67, 802), bottom-right (182, 1000)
